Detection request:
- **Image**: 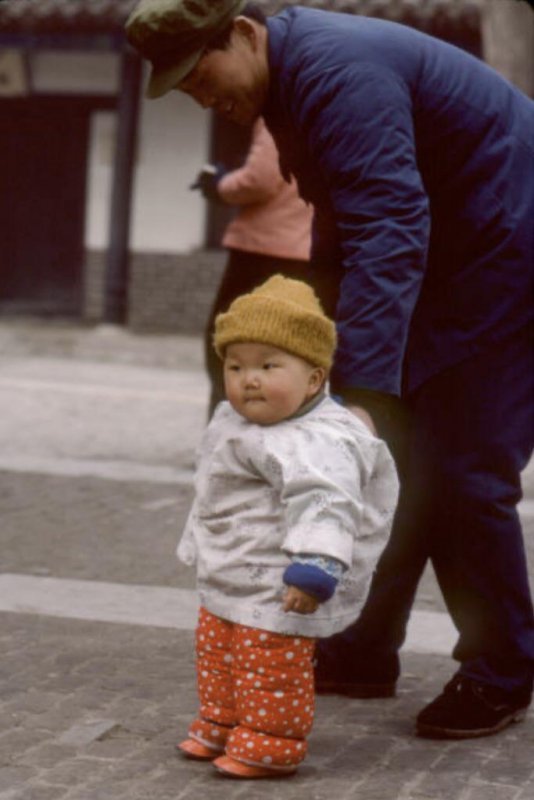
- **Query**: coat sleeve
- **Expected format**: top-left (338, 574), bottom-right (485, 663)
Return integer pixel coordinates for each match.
top-left (217, 118), bottom-right (286, 206)
top-left (243, 422), bottom-right (382, 569)
top-left (300, 64), bottom-right (430, 395)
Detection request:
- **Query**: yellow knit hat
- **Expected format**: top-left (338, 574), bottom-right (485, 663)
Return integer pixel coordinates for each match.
top-left (213, 275), bottom-right (337, 370)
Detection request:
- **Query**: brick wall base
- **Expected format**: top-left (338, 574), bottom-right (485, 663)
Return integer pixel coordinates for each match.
top-left (83, 249), bottom-right (226, 334)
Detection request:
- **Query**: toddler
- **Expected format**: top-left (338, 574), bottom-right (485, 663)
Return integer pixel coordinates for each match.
top-left (177, 275), bottom-right (398, 778)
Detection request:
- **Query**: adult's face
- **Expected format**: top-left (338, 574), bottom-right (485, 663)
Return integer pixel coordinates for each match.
top-left (176, 17), bottom-right (269, 126)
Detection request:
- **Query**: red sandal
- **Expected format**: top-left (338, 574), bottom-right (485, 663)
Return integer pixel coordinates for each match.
top-left (177, 738), bottom-right (222, 760)
top-left (213, 754), bottom-right (297, 779)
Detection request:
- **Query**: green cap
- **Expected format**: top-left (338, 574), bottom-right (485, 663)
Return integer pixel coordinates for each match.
top-left (126, 0), bottom-right (247, 99)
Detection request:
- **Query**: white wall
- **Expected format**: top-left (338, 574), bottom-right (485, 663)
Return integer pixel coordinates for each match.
top-left (129, 89), bottom-right (211, 252)
top-left (31, 50), bottom-right (210, 254)
top-left (85, 89), bottom-right (210, 253)
top-left (32, 50), bottom-right (120, 94)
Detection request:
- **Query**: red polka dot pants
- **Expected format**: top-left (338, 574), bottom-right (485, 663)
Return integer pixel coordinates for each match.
top-left (187, 607), bottom-right (316, 770)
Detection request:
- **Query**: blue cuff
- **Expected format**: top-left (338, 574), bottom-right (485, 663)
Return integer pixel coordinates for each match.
top-left (283, 563), bottom-right (338, 602)
top-left (330, 393), bottom-right (345, 406)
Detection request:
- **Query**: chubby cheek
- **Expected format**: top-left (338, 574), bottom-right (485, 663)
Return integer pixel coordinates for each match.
top-left (223, 374), bottom-right (239, 402)
top-left (266, 384), bottom-right (302, 414)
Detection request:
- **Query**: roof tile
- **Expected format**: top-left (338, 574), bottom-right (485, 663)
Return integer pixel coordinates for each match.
top-left (0, 0), bottom-right (481, 40)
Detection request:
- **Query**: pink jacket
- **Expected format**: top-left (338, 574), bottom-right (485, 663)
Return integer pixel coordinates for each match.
top-left (218, 118), bottom-right (312, 261)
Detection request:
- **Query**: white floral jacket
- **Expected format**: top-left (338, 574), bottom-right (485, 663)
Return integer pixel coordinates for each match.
top-left (177, 396), bottom-right (399, 637)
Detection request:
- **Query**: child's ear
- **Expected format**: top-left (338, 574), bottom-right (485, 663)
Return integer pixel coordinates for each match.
top-left (308, 367), bottom-right (326, 395)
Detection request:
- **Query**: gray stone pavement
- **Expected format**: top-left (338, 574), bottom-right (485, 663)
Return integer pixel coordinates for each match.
top-left (0, 317), bottom-right (533, 800)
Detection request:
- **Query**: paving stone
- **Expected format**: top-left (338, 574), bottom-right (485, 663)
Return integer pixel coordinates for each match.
top-left (1, 326), bottom-right (533, 800)
top-left (84, 737), bottom-right (145, 760)
top-left (517, 785), bottom-right (534, 800)
top-left (61, 788), bottom-right (130, 800)
top-left (1, 613), bottom-right (533, 799)
top-left (0, 730), bottom-right (49, 763)
top-left (37, 757), bottom-right (113, 788)
top-left (56, 719), bottom-right (119, 747)
top-left (463, 784), bottom-right (524, 800)
top-left (0, 765), bottom-right (38, 792)
top-left (479, 750), bottom-right (534, 786)
top-left (1, 787), bottom-right (68, 800)
top-left (17, 744), bottom-right (77, 769)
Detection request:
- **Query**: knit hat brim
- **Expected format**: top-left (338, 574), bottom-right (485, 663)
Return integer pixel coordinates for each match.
top-left (214, 276), bottom-right (336, 370)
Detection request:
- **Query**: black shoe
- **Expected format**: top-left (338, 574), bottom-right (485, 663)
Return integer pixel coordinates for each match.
top-left (416, 675), bottom-right (531, 739)
top-left (314, 651), bottom-right (397, 699)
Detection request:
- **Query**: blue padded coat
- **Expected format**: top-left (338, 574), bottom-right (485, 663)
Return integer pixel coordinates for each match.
top-left (263, 7), bottom-right (534, 396)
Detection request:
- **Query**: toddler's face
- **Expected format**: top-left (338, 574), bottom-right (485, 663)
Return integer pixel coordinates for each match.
top-left (223, 343), bottom-right (324, 425)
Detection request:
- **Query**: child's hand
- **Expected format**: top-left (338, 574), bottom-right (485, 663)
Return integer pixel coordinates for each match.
top-left (283, 585), bottom-right (319, 614)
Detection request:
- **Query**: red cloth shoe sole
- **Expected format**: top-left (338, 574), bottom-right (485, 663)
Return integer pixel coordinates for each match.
top-left (177, 738), bottom-right (222, 760)
top-left (213, 755), bottom-right (297, 779)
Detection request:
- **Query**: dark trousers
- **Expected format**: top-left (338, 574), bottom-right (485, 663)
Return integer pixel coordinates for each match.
top-left (205, 249), bottom-right (317, 417)
top-left (319, 326), bottom-right (534, 694)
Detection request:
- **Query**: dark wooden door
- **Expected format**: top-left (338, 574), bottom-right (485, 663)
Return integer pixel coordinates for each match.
top-left (0, 97), bottom-right (90, 315)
